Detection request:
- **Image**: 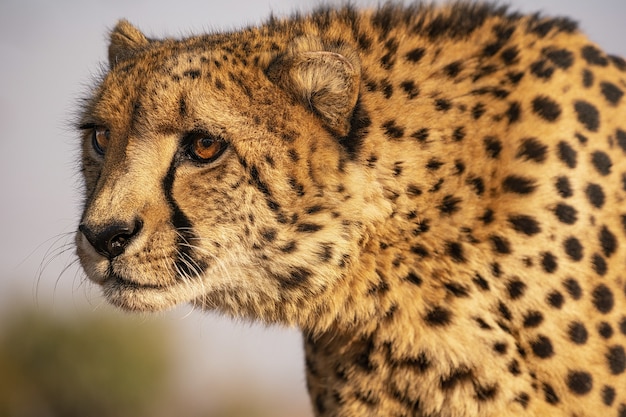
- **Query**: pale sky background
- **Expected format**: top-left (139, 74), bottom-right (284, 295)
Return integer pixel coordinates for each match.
top-left (1, 0), bottom-right (625, 415)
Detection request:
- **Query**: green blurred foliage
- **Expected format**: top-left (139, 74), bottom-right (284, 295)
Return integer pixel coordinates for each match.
top-left (0, 308), bottom-right (170, 417)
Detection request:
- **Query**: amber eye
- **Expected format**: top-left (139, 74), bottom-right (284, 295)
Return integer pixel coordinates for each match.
top-left (91, 127), bottom-right (110, 156)
top-left (187, 132), bottom-right (228, 163)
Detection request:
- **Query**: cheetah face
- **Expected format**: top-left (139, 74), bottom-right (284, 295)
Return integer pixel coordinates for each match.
top-left (76, 22), bottom-right (386, 322)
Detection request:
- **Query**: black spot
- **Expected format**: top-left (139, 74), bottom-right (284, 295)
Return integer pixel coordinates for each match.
top-left (509, 215), bottom-right (541, 235)
top-left (446, 241), bottom-right (465, 263)
top-left (592, 252), bottom-right (608, 275)
top-left (435, 98), bottom-right (452, 111)
top-left (424, 306), bottom-right (453, 326)
top-left (444, 282), bottom-right (469, 298)
top-left (406, 271), bottom-right (422, 286)
top-left (582, 69), bottom-right (594, 87)
top-left (183, 69), bottom-right (201, 79)
top-left (582, 45), bottom-right (608, 66)
top-left (532, 95), bottom-right (561, 122)
top-left (557, 141), bottom-right (577, 168)
top-left (554, 203), bottom-right (577, 225)
top-left (411, 128), bottom-right (430, 142)
top-left (621, 317), bottom-right (626, 336)
top-left (508, 360), bottom-right (521, 376)
top-left (507, 71), bottom-right (525, 85)
top-left (280, 240), bottom-right (298, 253)
top-left (354, 336), bottom-right (376, 373)
top-left (452, 126), bottom-right (466, 142)
top-left (410, 245), bottom-right (429, 258)
top-left (475, 317), bottom-right (492, 330)
top-left (546, 48), bottom-right (574, 68)
top-left (490, 235), bottom-right (511, 254)
top-left (575, 132), bottom-right (588, 144)
top-left (498, 302), bottom-right (512, 321)
top-left (617, 129), bottom-right (626, 153)
top-left (568, 322), bottom-right (588, 344)
top-left (506, 101), bottom-right (521, 124)
top-left (453, 161), bottom-right (465, 175)
top-left (567, 371), bottom-right (593, 395)
top-left (400, 80), bottom-right (420, 99)
top-left (484, 136), bottom-right (502, 158)
top-left (602, 386), bottom-right (616, 406)
top-left (297, 223), bottom-right (323, 233)
top-left (598, 322), bottom-right (614, 339)
top-left (585, 183), bottom-right (605, 208)
top-left (444, 60), bottom-right (463, 77)
top-left (491, 262), bottom-right (502, 278)
top-left (472, 102), bottom-right (486, 119)
top-left (599, 226), bottom-right (617, 257)
top-left (178, 96), bottom-right (187, 117)
top-left (563, 237), bottom-right (583, 261)
top-left (480, 209), bottom-right (495, 225)
top-left (523, 311), bottom-right (544, 328)
top-left (405, 47), bottom-right (425, 63)
top-left (531, 335), bottom-right (554, 358)
top-left (607, 345), bottom-right (626, 375)
top-left (440, 367), bottom-right (473, 390)
top-left (438, 195), bottom-right (462, 215)
top-left (611, 55), bottom-right (626, 70)
top-left (592, 284), bottom-right (614, 313)
top-left (426, 158), bottom-right (444, 170)
top-left (502, 175), bottom-right (537, 194)
top-left (382, 120), bottom-right (405, 139)
top-left (574, 101), bottom-right (600, 132)
top-left (563, 278), bottom-right (582, 300)
top-left (516, 138), bottom-right (548, 162)
top-left (541, 383), bottom-right (560, 404)
top-left (547, 291), bottom-right (565, 309)
top-left (506, 279), bottom-right (526, 299)
top-left (467, 177), bottom-right (485, 196)
top-left (591, 151), bottom-right (612, 176)
top-left (529, 15), bottom-right (577, 37)
top-left (541, 252), bottom-right (558, 273)
top-left (555, 176), bottom-right (573, 198)
top-left (473, 274), bottom-right (490, 291)
top-left (260, 228), bottom-right (277, 242)
top-left (600, 81), bottom-right (624, 105)
top-left (473, 382), bottom-right (499, 402)
top-left (531, 58), bottom-right (556, 79)
top-left (501, 46), bottom-right (519, 65)
top-left (278, 267), bottom-right (312, 289)
top-left (407, 184), bottom-right (422, 197)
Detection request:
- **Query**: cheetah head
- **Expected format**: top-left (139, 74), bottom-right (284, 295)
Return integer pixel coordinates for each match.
top-left (76, 21), bottom-right (389, 328)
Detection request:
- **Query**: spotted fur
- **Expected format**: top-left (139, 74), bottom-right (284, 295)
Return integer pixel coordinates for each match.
top-left (76, 3), bottom-right (626, 416)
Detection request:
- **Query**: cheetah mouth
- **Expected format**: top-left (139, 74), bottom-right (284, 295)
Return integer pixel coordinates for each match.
top-left (107, 273), bottom-right (167, 290)
top-left (98, 271), bottom-right (201, 312)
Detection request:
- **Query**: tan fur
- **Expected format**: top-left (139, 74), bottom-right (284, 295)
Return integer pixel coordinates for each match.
top-left (76, 3), bottom-right (626, 416)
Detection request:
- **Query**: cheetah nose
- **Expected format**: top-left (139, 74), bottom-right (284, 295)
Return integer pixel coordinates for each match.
top-left (79, 219), bottom-right (143, 259)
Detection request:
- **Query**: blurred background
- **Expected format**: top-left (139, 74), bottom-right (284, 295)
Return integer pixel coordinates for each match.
top-left (0, 0), bottom-right (624, 416)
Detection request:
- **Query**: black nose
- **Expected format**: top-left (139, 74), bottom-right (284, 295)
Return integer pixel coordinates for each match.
top-left (79, 219), bottom-right (143, 259)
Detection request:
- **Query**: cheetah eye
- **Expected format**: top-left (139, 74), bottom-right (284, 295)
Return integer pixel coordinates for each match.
top-left (91, 127), bottom-right (110, 156)
top-left (185, 131), bottom-right (229, 163)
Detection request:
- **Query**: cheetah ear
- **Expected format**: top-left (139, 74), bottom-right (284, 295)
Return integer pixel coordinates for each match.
top-left (108, 20), bottom-right (149, 69)
top-left (266, 36), bottom-right (361, 137)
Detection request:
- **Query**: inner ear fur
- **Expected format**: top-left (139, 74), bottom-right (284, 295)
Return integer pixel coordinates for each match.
top-left (266, 36), bottom-right (362, 137)
top-left (108, 20), bottom-right (149, 69)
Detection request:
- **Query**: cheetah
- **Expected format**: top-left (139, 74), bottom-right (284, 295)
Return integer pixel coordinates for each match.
top-left (75, 3), bottom-right (626, 416)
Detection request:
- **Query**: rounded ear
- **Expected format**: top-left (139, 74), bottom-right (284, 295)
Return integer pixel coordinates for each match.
top-left (266, 36), bottom-right (361, 137)
top-left (108, 20), bottom-right (149, 69)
